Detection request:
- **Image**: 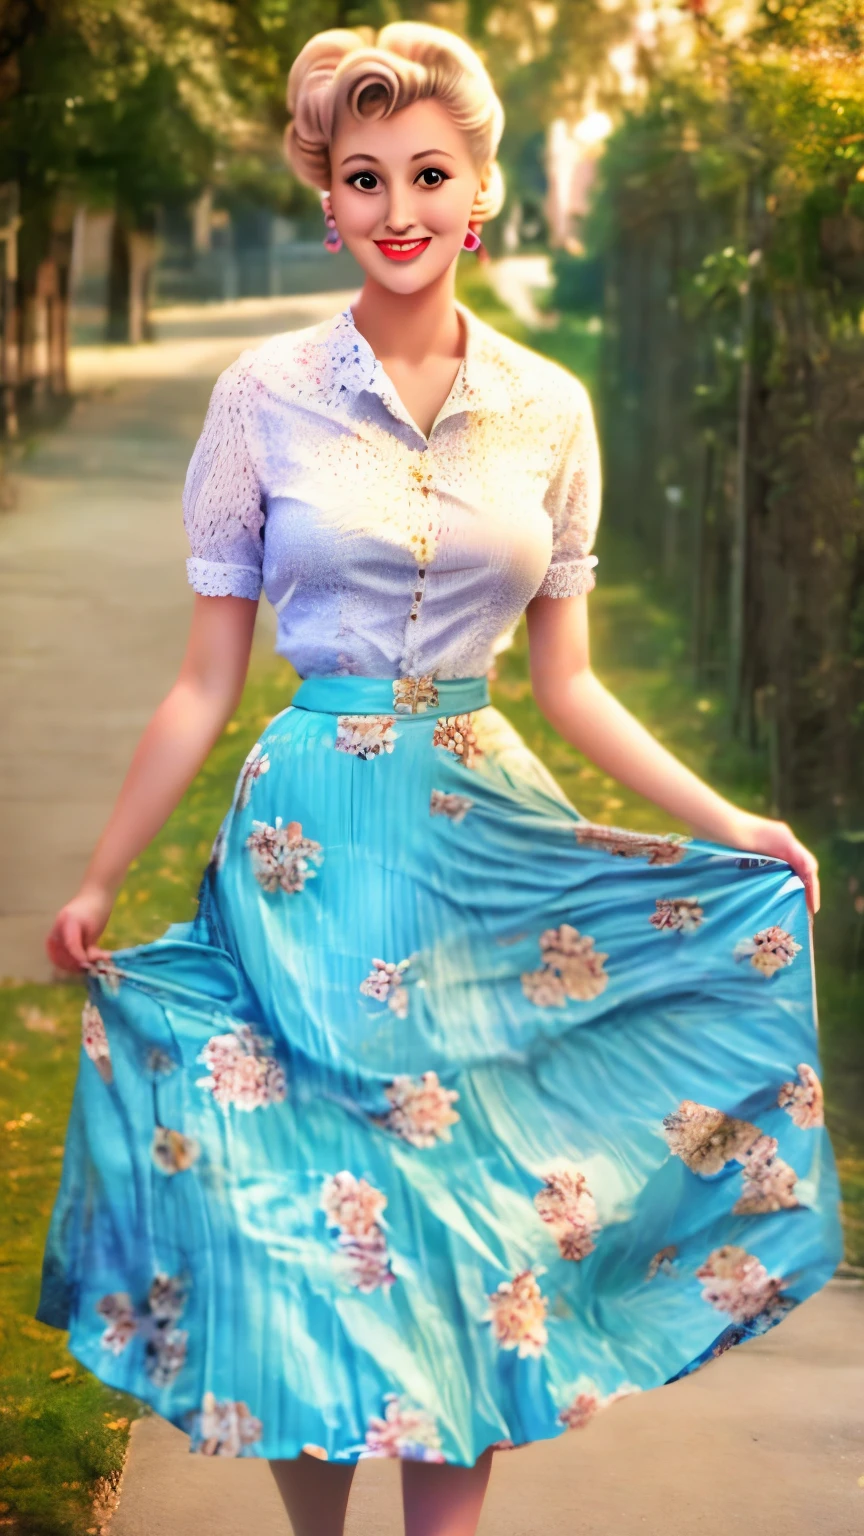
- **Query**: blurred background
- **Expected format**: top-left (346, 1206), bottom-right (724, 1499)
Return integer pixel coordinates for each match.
top-left (0, 2), bottom-right (862, 1532)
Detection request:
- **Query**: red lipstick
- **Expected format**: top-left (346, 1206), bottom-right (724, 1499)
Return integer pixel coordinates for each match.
top-left (374, 238), bottom-right (432, 262)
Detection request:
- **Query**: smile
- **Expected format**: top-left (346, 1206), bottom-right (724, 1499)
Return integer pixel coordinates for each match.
top-left (374, 238), bottom-right (432, 262)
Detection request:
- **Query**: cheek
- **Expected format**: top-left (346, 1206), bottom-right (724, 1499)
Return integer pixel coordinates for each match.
top-left (424, 183), bottom-right (478, 234)
top-left (330, 193), bottom-right (379, 236)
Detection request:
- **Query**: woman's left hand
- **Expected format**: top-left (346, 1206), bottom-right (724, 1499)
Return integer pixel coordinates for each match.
top-left (720, 811), bottom-right (820, 916)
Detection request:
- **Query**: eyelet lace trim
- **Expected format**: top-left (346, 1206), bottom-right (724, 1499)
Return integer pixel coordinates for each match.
top-left (535, 556), bottom-right (598, 599)
top-left (186, 557), bottom-right (262, 600)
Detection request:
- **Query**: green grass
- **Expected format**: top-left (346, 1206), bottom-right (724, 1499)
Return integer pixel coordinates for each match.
top-left (1, 272), bottom-right (861, 1533)
top-left (0, 986), bottom-right (138, 1536)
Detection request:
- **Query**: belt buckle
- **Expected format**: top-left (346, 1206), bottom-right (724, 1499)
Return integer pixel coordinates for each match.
top-left (393, 674), bottom-right (440, 714)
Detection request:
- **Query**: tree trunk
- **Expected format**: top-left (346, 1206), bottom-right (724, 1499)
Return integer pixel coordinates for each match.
top-left (0, 181), bottom-right (20, 438)
top-left (107, 215), bottom-right (157, 344)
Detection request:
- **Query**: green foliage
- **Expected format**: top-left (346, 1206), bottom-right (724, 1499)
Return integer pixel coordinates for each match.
top-left (582, 0), bottom-right (864, 824)
top-left (549, 250), bottom-right (604, 314)
top-left (587, 0), bottom-right (864, 306)
top-left (0, 1), bottom-right (242, 220)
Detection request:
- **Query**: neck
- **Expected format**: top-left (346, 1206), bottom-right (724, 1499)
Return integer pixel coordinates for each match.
top-left (351, 264), bottom-right (463, 364)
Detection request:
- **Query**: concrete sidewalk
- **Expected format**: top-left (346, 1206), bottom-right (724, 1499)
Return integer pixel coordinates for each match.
top-left (1, 294), bottom-right (861, 1535)
top-left (110, 1281), bottom-right (863, 1536)
top-left (0, 293), bottom-right (355, 981)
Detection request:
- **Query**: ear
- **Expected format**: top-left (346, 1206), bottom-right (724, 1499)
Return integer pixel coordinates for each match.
top-left (469, 162), bottom-right (497, 225)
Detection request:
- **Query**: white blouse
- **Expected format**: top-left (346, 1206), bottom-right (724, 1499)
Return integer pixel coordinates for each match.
top-left (182, 301), bottom-right (601, 680)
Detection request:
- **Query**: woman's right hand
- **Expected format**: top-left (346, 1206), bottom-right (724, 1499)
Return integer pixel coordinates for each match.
top-left (45, 885), bottom-right (115, 975)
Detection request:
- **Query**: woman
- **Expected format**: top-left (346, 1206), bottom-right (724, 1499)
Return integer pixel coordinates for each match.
top-left (38, 22), bottom-right (842, 1536)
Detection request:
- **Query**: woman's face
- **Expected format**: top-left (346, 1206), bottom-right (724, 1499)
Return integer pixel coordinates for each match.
top-left (329, 96), bottom-right (483, 294)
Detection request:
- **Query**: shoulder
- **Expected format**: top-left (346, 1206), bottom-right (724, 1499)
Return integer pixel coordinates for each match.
top-left (207, 315), bottom-right (328, 395)
top-left (462, 307), bottom-right (593, 427)
top-left (210, 310), bottom-right (367, 417)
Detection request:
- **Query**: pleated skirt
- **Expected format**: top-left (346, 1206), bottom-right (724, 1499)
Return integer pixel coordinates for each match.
top-left (36, 674), bottom-right (844, 1463)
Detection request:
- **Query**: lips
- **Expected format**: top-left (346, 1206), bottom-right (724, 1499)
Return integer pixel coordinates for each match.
top-left (374, 238), bottom-right (432, 262)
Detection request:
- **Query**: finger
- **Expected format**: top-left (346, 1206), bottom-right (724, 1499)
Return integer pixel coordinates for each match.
top-left (46, 921), bottom-right (81, 973)
top-left (59, 913), bottom-right (88, 968)
top-left (802, 848), bottom-right (820, 915)
top-left (45, 930), bottom-right (73, 971)
top-left (798, 854), bottom-right (819, 916)
top-left (85, 944), bottom-right (113, 961)
top-left (47, 939), bottom-right (82, 974)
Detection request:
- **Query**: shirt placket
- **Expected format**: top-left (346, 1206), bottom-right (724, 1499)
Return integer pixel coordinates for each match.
top-left (400, 443), bottom-right (440, 676)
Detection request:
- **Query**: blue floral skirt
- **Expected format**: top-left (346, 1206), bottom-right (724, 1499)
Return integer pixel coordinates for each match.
top-left (36, 674), bottom-right (843, 1463)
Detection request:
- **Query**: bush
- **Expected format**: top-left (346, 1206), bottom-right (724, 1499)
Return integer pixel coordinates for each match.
top-left (550, 250), bottom-right (604, 314)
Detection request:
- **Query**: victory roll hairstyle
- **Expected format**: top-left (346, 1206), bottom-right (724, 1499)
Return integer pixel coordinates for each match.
top-left (285, 22), bottom-right (505, 222)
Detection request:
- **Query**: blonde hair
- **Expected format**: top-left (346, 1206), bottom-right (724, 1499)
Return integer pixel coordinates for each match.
top-left (285, 22), bottom-right (505, 222)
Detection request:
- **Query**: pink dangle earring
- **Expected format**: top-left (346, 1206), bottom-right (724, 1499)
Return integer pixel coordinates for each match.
top-left (321, 194), bottom-right (342, 254)
top-left (462, 226), bottom-right (482, 253)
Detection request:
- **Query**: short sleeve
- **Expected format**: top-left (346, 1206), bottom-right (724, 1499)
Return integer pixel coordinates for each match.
top-left (535, 380), bottom-right (602, 598)
top-left (183, 359), bottom-right (265, 600)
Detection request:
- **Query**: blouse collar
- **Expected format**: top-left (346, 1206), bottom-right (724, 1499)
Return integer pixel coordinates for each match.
top-left (247, 298), bottom-right (512, 438)
top-left (330, 301), bottom-right (512, 435)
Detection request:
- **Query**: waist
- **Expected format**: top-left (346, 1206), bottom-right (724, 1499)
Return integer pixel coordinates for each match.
top-left (291, 674), bottom-right (490, 716)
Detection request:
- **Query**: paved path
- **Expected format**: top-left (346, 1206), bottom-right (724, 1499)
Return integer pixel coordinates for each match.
top-left (488, 254), bottom-right (554, 327)
top-left (1, 295), bottom-right (861, 1534)
top-left (0, 293), bottom-right (356, 982)
top-left (111, 1281), bottom-right (863, 1536)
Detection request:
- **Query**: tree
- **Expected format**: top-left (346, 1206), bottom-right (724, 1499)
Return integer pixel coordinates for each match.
top-left (0, 0), bottom-right (248, 401)
top-left (581, 0), bottom-right (864, 822)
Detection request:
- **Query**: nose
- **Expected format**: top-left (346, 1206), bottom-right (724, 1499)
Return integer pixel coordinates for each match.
top-left (383, 183), bottom-right (416, 235)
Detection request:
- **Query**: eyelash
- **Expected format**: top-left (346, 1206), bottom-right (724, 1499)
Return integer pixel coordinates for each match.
top-left (345, 167), bottom-right (450, 192)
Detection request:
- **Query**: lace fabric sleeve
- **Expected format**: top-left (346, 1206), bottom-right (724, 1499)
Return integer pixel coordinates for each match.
top-left (535, 379), bottom-right (602, 599)
top-left (183, 358), bottom-right (265, 600)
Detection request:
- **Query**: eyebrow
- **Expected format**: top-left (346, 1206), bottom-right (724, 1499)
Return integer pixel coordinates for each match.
top-left (339, 148), bottom-right (457, 167)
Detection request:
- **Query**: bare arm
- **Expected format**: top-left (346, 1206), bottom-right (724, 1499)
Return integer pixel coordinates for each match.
top-left (47, 595), bottom-right (258, 972)
top-left (526, 592), bottom-right (820, 913)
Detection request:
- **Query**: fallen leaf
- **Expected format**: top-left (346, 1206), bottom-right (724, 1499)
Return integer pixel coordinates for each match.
top-left (50, 1367), bottom-right (74, 1380)
top-left (4, 1113), bottom-right (37, 1132)
top-left (17, 1006), bottom-right (61, 1035)
top-left (225, 720), bottom-right (241, 734)
top-left (104, 1417), bottom-right (129, 1430)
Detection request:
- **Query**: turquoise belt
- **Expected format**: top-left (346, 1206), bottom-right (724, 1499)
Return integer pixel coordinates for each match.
top-left (292, 675), bottom-right (490, 716)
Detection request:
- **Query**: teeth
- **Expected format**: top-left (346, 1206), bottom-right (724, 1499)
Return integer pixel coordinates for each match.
top-left (383, 240), bottom-right (425, 252)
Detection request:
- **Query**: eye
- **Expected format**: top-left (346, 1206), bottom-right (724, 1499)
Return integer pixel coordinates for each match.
top-left (347, 171), bottom-right (380, 192)
top-left (415, 167), bottom-right (449, 188)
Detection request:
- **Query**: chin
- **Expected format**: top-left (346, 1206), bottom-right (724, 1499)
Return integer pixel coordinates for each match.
top-left (363, 248), bottom-right (459, 294)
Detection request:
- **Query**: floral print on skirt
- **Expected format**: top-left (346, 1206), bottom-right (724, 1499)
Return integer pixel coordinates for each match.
top-left (36, 675), bottom-right (843, 1464)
